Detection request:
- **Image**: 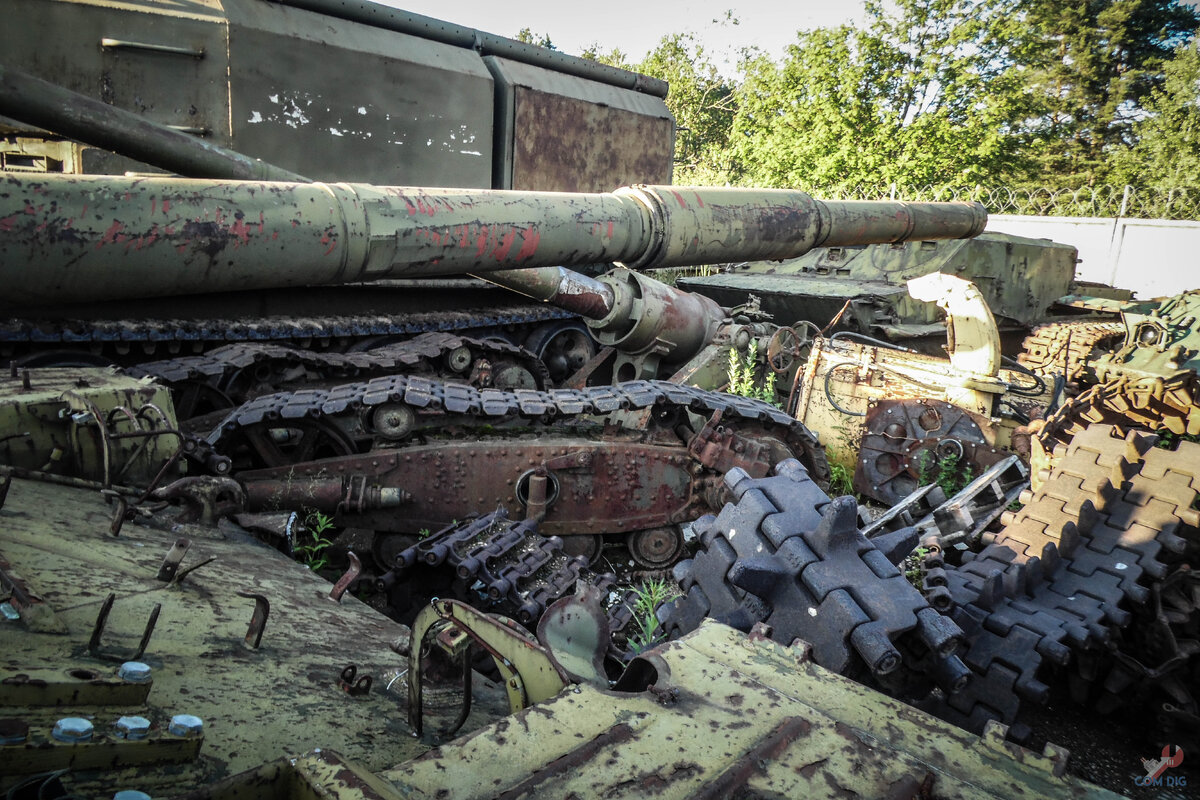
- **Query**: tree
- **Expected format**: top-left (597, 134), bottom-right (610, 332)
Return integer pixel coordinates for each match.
top-left (1108, 43), bottom-right (1200, 185)
top-left (633, 34), bottom-right (738, 184)
top-left (729, 0), bottom-right (1038, 189)
top-left (1017, 0), bottom-right (1199, 185)
top-left (514, 28), bottom-right (556, 50)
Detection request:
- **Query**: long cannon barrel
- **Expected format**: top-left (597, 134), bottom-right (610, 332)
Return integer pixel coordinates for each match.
top-left (0, 174), bottom-right (985, 309)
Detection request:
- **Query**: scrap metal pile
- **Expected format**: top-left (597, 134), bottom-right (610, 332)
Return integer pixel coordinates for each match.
top-left (658, 426), bottom-right (1200, 750)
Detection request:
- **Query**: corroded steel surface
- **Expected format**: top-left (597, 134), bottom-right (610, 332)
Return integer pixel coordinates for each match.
top-left (384, 621), bottom-right (1120, 799)
top-left (0, 173), bottom-right (985, 308)
top-left (216, 377), bottom-right (827, 551)
top-left (0, 366), bottom-right (182, 486)
top-left (0, 476), bottom-right (504, 796)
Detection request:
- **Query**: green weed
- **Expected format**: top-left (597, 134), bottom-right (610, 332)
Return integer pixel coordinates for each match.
top-left (917, 451), bottom-right (973, 497)
top-left (626, 578), bottom-right (680, 655)
top-left (828, 462), bottom-right (855, 497)
top-left (727, 340), bottom-right (777, 405)
top-left (295, 509), bottom-right (336, 571)
top-left (903, 546), bottom-right (931, 588)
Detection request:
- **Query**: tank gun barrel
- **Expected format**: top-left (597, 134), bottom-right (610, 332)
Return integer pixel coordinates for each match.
top-left (0, 174), bottom-right (985, 309)
top-left (480, 193), bottom-right (988, 368)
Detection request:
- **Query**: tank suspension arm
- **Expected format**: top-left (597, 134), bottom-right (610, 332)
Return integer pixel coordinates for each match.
top-left (0, 175), bottom-right (985, 308)
top-left (0, 64), bottom-right (307, 183)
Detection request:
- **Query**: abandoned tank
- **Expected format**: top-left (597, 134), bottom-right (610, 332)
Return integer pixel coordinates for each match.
top-left (2, 2), bottom-right (1198, 798)
top-left (0, 0), bottom-right (678, 375)
top-left (1, 174), bottom-right (1194, 798)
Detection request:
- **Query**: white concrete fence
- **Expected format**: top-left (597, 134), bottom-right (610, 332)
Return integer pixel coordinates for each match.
top-left (986, 214), bottom-right (1199, 299)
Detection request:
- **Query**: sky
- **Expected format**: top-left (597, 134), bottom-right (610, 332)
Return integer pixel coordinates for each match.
top-left (382, 1), bottom-right (868, 74)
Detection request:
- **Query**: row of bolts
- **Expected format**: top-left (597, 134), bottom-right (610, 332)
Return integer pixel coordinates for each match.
top-left (0, 660), bottom-right (203, 751)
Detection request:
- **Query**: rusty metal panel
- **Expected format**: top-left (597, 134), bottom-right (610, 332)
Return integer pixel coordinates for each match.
top-left (487, 57), bottom-right (674, 192)
top-left (0, 0), bottom-right (229, 174)
top-left (0, 475), bottom-right (505, 796)
top-left (384, 622), bottom-right (1121, 799)
top-left (224, 0), bottom-right (494, 187)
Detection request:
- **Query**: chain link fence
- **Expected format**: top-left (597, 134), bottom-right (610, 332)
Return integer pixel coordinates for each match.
top-left (798, 183), bottom-right (1200, 221)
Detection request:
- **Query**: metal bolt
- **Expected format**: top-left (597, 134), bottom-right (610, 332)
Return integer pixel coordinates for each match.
top-left (118, 661), bottom-right (153, 683)
top-left (168, 714), bottom-right (203, 737)
top-left (0, 718), bottom-right (29, 745)
top-left (52, 717), bottom-right (94, 743)
top-left (113, 715), bottom-right (151, 740)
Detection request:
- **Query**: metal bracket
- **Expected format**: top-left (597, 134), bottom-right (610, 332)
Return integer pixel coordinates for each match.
top-left (87, 593), bottom-right (160, 662)
top-left (408, 598), bottom-right (568, 738)
top-left (329, 552), bottom-right (362, 603)
top-left (338, 664), bottom-right (372, 696)
top-left (236, 591), bottom-right (269, 650)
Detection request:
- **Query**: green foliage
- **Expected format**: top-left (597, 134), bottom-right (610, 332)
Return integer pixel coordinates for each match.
top-left (726, 339), bottom-right (777, 404)
top-left (917, 451), bottom-right (974, 497)
top-left (1109, 43), bottom-right (1200, 186)
top-left (1017, 0), bottom-right (1199, 185)
top-left (568, 0), bottom-right (1199, 192)
top-left (514, 27), bottom-right (556, 50)
top-left (626, 579), bottom-right (679, 654)
top-left (295, 510), bottom-right (336, 571)
top-left (903, 546), bottom-right (931, 588)
top-left (633, 33), bottom-right (739, 184)
top-left (730, 0), bottom-right (1040, 188)
top-left (827, 462), bottom-right (856, 498)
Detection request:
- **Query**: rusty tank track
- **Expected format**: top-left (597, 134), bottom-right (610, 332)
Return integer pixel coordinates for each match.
top-left (663, 428), bottom-right (1199, 741)
top-left (378, 509), bottom-right (635, 640)
top-left (1036, 371), bottom-right (1200, 461)
top-left (1017, 320), bottom-right (1124, 381)
top-left (126, 331), bottom-right (552, 416)
top-left (0, 304), bottom-right (574, 362)
top-left (202, 376), bottom-right (829, 568)
top-left (660, 459), bottom-right (971, 697)
top-left (919, 424), bottom-right (1198, 738)
top-left (206, 376), bottom-right (827, 475)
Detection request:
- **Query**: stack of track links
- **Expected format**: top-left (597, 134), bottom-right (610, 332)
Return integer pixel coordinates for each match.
top-left (663, 431), bottom-right (1199, 744)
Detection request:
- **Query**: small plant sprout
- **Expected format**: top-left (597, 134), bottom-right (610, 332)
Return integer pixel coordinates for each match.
top-left (627, 578), bottom-right (680, 654)
top-left (294, 509), bottom-right (336, 571)
top-left (726, 339), bottom-right (778, 405)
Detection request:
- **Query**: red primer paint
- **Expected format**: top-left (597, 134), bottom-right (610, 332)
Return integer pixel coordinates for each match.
top-left (151, 198), bottom-right (158, 216)
top-left (160, 199), bottom-right (169, 215)
top-left (475, 226), bottom-right (490, 258)
top-left (320, 231), bottom-right (337, 256)
top-left (229, 217), bottom-right (252, 246)
top-left (0, 214), bottom-right (19, 232)
top-left (671, 190), bottom-right (687, 209)
top-left (96, 220), bottom-right (125, 249)
top-left (607, 221), bottom-right (614, 238)
top-left (693, 192), bottom-right (705, 208)
top-left (515, 227), bottom-right (541, 261)
top-left (491, 229), bottom-right (517, 261)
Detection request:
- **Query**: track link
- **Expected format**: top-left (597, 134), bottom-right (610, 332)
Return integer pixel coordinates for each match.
top-left (1018, 321), bottom-right (1123, 381)
top-left (921, 424), bottom-right (1200, 735)
top-left (660, 459), bottom-right (969, 695)
top-left (127, 331), bottom-right (552, 413)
